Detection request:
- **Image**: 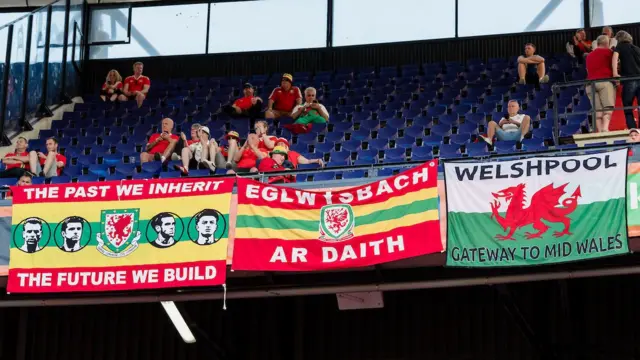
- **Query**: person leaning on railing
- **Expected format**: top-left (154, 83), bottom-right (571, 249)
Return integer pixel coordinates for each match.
top-left (585, 35), bottom-right (615, 132)
top-left (612, 30), bottom-right (640, 129)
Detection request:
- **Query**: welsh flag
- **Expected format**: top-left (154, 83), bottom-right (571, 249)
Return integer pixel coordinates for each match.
top-left (444, 149), bottom-right (629, 267)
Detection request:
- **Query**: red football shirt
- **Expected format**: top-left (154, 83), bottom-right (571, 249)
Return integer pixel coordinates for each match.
top-left (258, 157), bottom-right (293, 184)
top-left (236, 148), bottom-right (262, 169)
top-left (269, 86), bottom-right (302, 112)
top-left (148, 133), bottom-right (179, 154)
top-left (39, 153), bottom-right (67, 175)
top-left (586, 48), bottom-right (614, 80)
top-left (258, 136), bottom-right (278, 153)
top-left (102, 81), bottom-right (123, 92)
top-left (288, 150), bottom-right (301, 168)
top-left (4, 151), bottom-right (28, 170)
top-left (124, 75), bottom-right (151, 93)
top-left (234, 97), bottom-right (254, 111)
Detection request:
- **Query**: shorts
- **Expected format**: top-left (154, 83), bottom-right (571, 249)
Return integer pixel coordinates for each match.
top-left (586, 82), bottom-right (615, 111)
top-left (496, 129), bottom-right (521, 142)
top-left (268, 109), bottom-right (291, 118)
top-left (127, 93), bottom-right (146, 101)
top-left (525, 72), bottom-right (539, 86)
top-left (35, 162), bottom-right (59, 178)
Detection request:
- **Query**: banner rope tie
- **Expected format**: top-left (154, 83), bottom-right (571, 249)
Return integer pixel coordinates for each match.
top-left (222, 283), bottom-right (227, 310)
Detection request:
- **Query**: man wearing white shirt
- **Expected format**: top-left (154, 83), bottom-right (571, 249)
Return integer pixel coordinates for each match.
top-left (481, 100), bottom-right (531, 145)
top-left (593, 26), bottom-right (617, 50)
top-left (284, 87), bottom-right (330, 134)
top-left (175, 126), bottom-right (218, 174)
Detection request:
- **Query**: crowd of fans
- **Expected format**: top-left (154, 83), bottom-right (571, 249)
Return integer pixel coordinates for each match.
top-left (2, 26), bottom-right (640, 187)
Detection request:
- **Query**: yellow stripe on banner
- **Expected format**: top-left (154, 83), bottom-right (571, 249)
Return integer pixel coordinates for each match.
top-left (237, 187), bottom-right (438, 220)
top-left (12, 193), bottom-right (231, 224)
top-left (9, 239), bottom-right (228, 268)
top-left (234, 210), bottom-right (438, 240)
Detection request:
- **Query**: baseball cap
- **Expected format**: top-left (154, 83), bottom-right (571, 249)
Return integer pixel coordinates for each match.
top-left (243, 83), bottom-right (253, 89)
top-left (282, 73), bottom-right (293, 83)
top-left (276, 137), bottom-right (290, 148)
top-left (200, 126), bottom-right (210, 136)
top-left (630, 128), bottom-right (639, 135)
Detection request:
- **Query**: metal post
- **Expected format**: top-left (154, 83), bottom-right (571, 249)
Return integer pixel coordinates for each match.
top-left (0, 25), bottom-right (15, 146)
top-left (59, 0), bottom-right (72, 104)
top-left (325, 0), bottom-right (333, 47)
top-left (37, 5), bottom-right (54, 118)
top-left (590, 81), bottom-right (596, 132)
top-left (19, 15), bottom-right (34, 132)
top-left (552, 84), bottom-right (559, 144)
top-left (205, 1), bottom-right (211, 54)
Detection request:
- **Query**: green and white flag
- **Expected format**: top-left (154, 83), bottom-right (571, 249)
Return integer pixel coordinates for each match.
top-left (445, 149), bottom-right (629, 267)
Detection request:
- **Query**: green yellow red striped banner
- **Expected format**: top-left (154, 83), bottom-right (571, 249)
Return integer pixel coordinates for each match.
top-left (231, 161), bottom-right (443, 271)
top-left (8, 178), bottom-right (234, 293)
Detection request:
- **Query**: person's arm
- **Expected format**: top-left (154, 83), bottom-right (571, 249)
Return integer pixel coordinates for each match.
top-left (56, 156), bottom-right (66, 168)
top-left (146, 135), bottom-right (161, 152)
top-left (517, 56), bottom-right (533, 64)
top-left (295, 87), bottom-right (303, 106)
top-left (122, 81), bottom-right (130, 96)
top-left (317, 104), bottom-right (330, 121)
top-left (612, 52), bottom-right (621, 77)
top-left (2, 157), bottom-right (19, 165)
top-left (291, 105), bottom-right (305, 119)
top-left (262, 135), bottom-right (276, 150)
top-left (140, 79), bottom-right (150, 95)
top-left (233, 143), bottom-right (247, 162)
top-left (297, 155), bottom-right (324, 167)
top-left (498, 118), bottom-right (510, 127)
top-left (267, 99), bottom-right (275, 111)
top-left (254, 149), bottom-right (267, 160)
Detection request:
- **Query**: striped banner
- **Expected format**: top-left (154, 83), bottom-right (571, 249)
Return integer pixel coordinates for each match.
top-left (232, 161), bottom-right (443, 271)
top-left (7, 178), bottom-right (233, 293)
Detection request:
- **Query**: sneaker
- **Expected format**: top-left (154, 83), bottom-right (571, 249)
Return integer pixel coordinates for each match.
top-left (518, 78), bottom-right (526, 85)
top-left (173, 164), bottom-right (188, 175)
top-left (201, 159), bottom-right (216, 172)
top-left (480, 135), bottom-right (493, 146)
top-left (539, 75), bottom-right (549, 84)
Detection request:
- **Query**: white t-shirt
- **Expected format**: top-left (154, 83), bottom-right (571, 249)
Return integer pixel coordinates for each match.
top-left (189, 141), bottom-right (207, 162)
top-left (293, 102), bottom-right (329, 118)
top-left (592, 37), bottom-right (617, 50)
top-left (501, 114), bottom-right (525, 131)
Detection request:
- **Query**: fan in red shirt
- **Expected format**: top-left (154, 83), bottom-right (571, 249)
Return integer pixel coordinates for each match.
top-left (140, 118), bottom-right (180, 163)
top-left (223, 83), bottom-right (263, 120)
top-left (227, 133), bottom-right (266, 174)
top-left (586, 35), bottom-right (615, 132)
top-left (275, 138), bottom-right (324, 169)
top-left (258, 146), bottom-right (295, 184)
top-left (118, 61), bottom-right (151, 108)
top-left (100, 69), bottom-right (124, 102)
top-left (0, 137), bottom-right (30, 178)
top-left (28, 137), bottom-right (66, 178)
top-left (265, 73), bottom-right (302, 119)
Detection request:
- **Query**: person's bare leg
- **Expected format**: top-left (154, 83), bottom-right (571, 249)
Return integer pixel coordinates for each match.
top-left (140, 152), bottom-right (153, 163)
top-left (227, 170), bottom-right (236, 175)
top-left (487, 121), bottom-right (498, 139)
top-left (161, 138), bottom-right (178, 162)
top-left (117, 94), bottom-right (128, 102)
top-left (520, 117), bottom-right (531, 139)
top-left (602, 111), bottom-right (612, 132)
top-left (595, 113), bottom-right (604, 132)
top-left (136, 93), bottom-right (145, 108)
top-left (518, 63), bottom-right (526, 82)
top-left (250, 167), bottom-right (258, 173)
top-left (265, 110), bottom-right (275, 120)
top-left (181, 148), bottom-right (192, 169)
top-left (226, 139), bottom-right (238, 163)
top-left (28, 151), bottom-right (39, 173)
top-left (537, 62), bottom-right (548, 83)
top-left (42, 152), bottom-right (57, 175)
top-left (110, 94), bottom-right (118, 102)
top-left (100, 95), bottom-right (106, 101)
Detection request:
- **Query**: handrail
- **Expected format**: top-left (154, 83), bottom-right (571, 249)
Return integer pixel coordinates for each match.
top-left (551, 74), bottom-right (640, 140)
top-left (0, 0), bottom-right (62, 32)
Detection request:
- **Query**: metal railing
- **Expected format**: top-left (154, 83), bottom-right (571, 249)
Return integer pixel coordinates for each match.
top-left (552, 74), bottom-right (640, 142)
top-left (0, 0), bottom-right (86, 143)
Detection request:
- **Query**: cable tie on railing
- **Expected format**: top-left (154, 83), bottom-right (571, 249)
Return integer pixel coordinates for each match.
top-left (222, 283), bottom-right (227, 310)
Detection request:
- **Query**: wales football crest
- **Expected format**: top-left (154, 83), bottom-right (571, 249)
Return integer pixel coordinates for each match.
top-left (319, 204), bottom-right (355, 242)
top-left (96, 209), bottom-right (141, 258)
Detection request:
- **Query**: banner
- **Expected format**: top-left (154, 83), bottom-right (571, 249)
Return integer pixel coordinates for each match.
top-left (232, 161), bottom-right (443, 271)
top-left (627, 163), bottom-right (640, 237)
top-left (445, 150), bottom-right (629, 267)
top-left (7, 178), bottom-right (233, 293)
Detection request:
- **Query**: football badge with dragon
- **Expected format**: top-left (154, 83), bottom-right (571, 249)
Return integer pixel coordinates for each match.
top-left (490, 183), bottom-right (581, 241)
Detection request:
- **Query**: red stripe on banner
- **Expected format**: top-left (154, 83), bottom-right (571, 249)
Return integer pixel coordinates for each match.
top-left (6, 260), bottom-right (226, 293)
top-left (231, 220), bottom-right (442, 271)
top-left (10, 177), bottom-right (235, 204)
top-left (237, 161), bottom-right (438, 210)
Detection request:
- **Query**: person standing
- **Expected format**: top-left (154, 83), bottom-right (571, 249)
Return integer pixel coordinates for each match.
top-left (586, 35), bottom-right (615, 132)
top-left (613, 31), bottom-right (640, 129)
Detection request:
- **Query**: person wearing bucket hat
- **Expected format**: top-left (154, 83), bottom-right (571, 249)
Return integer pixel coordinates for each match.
top-left (265, 73), bottom-right (302, 119)
top-left (630, 128), bottom-right (640, 142)
top-left (174, 126), bottom-right (217, 175)
top-left (223, 83), bottom-right (264, 120)
top-left (258, 145), bottom-right (294, 184)
top-left (285, 86), bottom-right (330, 134)
top-left (275, 137), bottom-right (324, 169)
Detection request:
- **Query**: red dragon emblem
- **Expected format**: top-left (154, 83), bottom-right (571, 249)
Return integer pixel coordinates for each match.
top-left (106, 214), bottom-right (133, 247)
top-left (325, 208), bottom-right (349, 235)
top-left (490, 183), bottom-right (582, 240)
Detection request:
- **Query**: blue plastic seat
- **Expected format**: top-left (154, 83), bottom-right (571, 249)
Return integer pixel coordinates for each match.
top-left (341, 140), bottom-right (362, 152)
top-left (349, 129), bottom-right (371, 141)
top-left (159, 171), bottom-right (181, 179)
top-left (377, 127), bottom-right (398, 140)
top-left (314, 142), bottom-right (335, 153)
top-left (76, 174), bottom-right (100, 183)
top-left (49, 176), bottom-right (72, 184)
top-left (330, 150), bottom-right (351, 161)
top-left (141, 162), bottom-right (162, 174)
top-left (466, 142), bottom-right (489, 157)
top-left (438, 144), bottom-right (461, 157)
top-left (88, 164), bottom-right (110, 177)
top-left (404, 125), bottom-right (424, 138)
top-left (103, 174), bottom-right (127, 182)
top-left (367, 138), bottom-right (389, 151)
top-left (384, 148), bottom-right (406, 161)
top-left (313, 172), bottom-right (336, 181)
top-left (76, 154), bottom-right (97, 167)
top-left (342, 170), bottom-right (367, 179)
top-left (395, 136), bottom-right (416, 149)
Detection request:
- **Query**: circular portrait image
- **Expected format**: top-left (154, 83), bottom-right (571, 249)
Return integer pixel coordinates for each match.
top-left (187, 209), bottom-right (226, 246)
top-left (54, 216), bottom-right (92, 253)
top-left (12, 217), bottom-right (51, 254)
top-left (146, 212), bottom-right (185, 249)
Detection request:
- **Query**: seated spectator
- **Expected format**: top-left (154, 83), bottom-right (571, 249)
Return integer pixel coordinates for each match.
top-left (140, 118), bottom-right (180, 163)
top-left (481, 100), bottom-right (531, 145)
top-left (517, 43), bottom-right (549, 85)
top-left (227, 133), bottom-right (266, 174)
top-left (275, 138), bottom-right (324, 168)
top-left (28, 137), bottom-right (66, 178)
top-left (167, 123), bottom-right (201, 161)
top-left (0, 137), bottom-right (30, 178)
top-left (100, 70), bottom-right (123, 102)
top-left (5, 172), bottom-right (34, 200)
top-left (258, 146), bottom-right (295, 184)
top-left (586, 35), bottom-right (615, 132)
top-left (254, 120), bottom-right (277, 153)
top-left (284, 87), bottom-right (330, 134)
top-left (223, 83), bottom-right (263, 120)
top-left (265, 73), bottom-right (302, 119)
top-left (175, 126), bottom-right (217, 175)
top-left (567, 29), bottom-right (592, 63)
top-left (119, 61), bottom-right (150, 108)
top-left (215, 131), bottom-right (241, 170)
top-left (592, 26), bottom-right (617, 50)
top-left (613, 30), bottom-right (640, 129)
top-left (629, 128), bottom-right (640, 142)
